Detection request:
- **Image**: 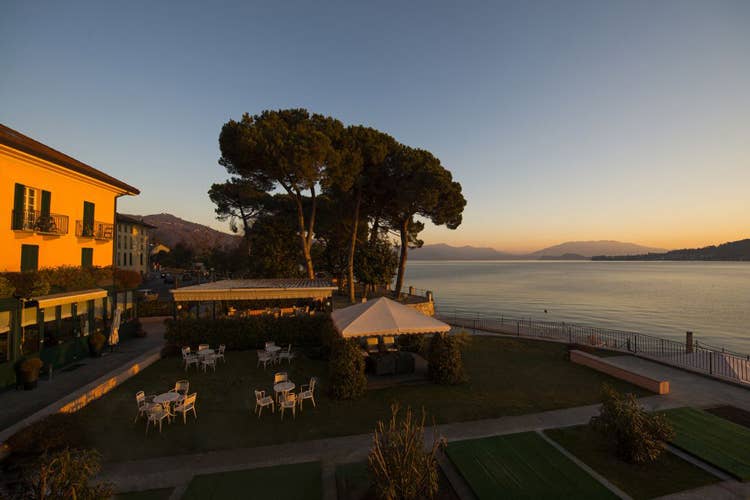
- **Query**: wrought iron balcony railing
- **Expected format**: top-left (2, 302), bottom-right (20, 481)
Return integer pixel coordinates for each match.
top-left (76, 220), bottom-right (114, 240)
top-left (11, 210), bottom-right (69, 235)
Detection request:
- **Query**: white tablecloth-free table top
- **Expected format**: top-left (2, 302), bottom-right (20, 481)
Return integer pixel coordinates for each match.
top-left (273, 381), bottom-right (295, 393)
top-left (153, 392), bottom-right (181, 404)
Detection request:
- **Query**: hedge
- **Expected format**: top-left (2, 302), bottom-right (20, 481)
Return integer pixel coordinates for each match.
top-left (164, 315), bottom-right (338, 356)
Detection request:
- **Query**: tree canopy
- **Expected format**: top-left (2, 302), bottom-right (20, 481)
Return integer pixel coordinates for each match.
top-left (213, 109), bottom-right (466, 299)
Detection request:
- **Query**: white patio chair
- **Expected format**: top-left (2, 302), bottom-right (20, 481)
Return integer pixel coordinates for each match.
top-left (264, 341), bottom-right (276, 350)
top-left (298, 377), bottom-right (317, 411)
top-left (278, 344), bottom-right (295, 364)
top-left (280, 393), bottom-right (297, 420)
top-left (134, 390), bottom-right (150, 423)
top-left (145, 405), bottom-right (170, 435)
top-left (201, 354), bottom-right (217, 372)
top-left (215, 344), bottom-right (226, 363)
top-left (254, 389), bottom-right (274, 417)
top-left (174, 393), bottom-right (198, 424)
top-left (257, 350), bottom-right (272, 369)
top-left (169, 380), bottom-right (189, 401)
top-left (182, 347), bottom-right (199, 371)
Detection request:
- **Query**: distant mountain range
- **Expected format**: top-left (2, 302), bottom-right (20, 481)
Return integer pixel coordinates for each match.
top-left (593, 238), bottom-right (750, 261)
top-left (410, 241), bottom-right (666, 260)
top-left (123, 213), bottom-right (240, 254)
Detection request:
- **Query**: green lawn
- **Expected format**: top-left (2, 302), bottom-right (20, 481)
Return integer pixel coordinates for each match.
top-left (114, 488), bottom-right (174, 500)
top-left (69, 336), bottom-right (647, 462)
top-left (446, 432), bottom-right (617, 499)
top-left (663, 407), bottom-right (750, 481)
top-left (545, 425), bottom-right (719, 499)
top-left (182, 461), bottom-right (322, 500)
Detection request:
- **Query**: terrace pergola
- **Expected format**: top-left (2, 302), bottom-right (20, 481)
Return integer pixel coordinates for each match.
top-left (169, 279), bottom-right (338, 319)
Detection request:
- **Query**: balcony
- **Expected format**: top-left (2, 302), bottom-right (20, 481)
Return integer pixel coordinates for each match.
top-left (11, 210), bottom-right (69, 236)
top-left (76, 220), bottom-right (114, 240)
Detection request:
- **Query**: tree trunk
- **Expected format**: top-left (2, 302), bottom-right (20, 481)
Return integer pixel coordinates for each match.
top-left (394, 219), bottom-right (409, 298)
top-left (292, 192), bottom-right (316, 279)
top-left (369, 215), bottom-right (381, 244)
top-left (348, 191), bottom-right (362, 303)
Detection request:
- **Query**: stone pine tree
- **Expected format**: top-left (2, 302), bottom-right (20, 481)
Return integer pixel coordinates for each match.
top-left (325, 126), bottom-right (397, 302)
top-left (381, 146), bottom-right (466, 298)
top-left (218, 109), bottom-right (343, 279)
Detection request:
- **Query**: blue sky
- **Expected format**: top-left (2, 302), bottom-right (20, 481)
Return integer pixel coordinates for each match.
top-left (2, 1), bottom-right (748, 252)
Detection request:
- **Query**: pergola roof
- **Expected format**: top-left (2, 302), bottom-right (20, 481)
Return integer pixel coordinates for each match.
top-left (332, 297), bottom-right (450, 338)
top-left (31, 288), bottom-right (108, 308)
top-left (170, 279), bottom-right (337, 302)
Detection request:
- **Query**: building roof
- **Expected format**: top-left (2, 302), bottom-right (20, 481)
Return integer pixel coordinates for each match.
top-left (170, 278), bottom-right (337, 301)
top-left (331, 296), bottom-right (450, 337)
top-left (116, 213), bottom-right (157, 228)
top-left (0, 123), bottom-right (140, 195)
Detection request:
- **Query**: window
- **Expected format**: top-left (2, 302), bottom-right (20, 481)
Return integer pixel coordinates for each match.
top-left (140, 253), bottom-right (143, 266)
top-left (129, 253), bottom-right (133, 266)
top-left (13, 183), bottom-right (39, 230)
top-left (81, 248), bottom-right (93, 268)
top-left (21, 244), bottom-right (39, 272)
top-left (82, 201), bottom-right (95, 236)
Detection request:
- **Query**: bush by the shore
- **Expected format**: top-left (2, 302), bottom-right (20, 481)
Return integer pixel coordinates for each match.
top-left (428, 332), bottom-right (469, 385)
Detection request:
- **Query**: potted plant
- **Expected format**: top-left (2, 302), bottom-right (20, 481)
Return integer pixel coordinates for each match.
top-left (18, 357), bottom-right (43, 390)
top-left (133, 318), bottom-right (146, 338)
top-left (88, 332), bottom-right (106, 357)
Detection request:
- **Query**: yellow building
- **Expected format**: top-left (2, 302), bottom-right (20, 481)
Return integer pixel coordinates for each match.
top-left (0, 124), bottom-right (139, 272)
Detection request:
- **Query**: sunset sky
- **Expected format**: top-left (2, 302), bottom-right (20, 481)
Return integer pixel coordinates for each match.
top-left (2, 1), bottom-right (748, 253)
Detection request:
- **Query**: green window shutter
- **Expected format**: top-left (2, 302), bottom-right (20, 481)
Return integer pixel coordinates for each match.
top-left (21, 245), bottom-right (39, 272)
top-left (40, 191), bottom-right (51, 217)
top-left (83, 201), bottom-right (95, 236)
top-left (13, 183), bottom-right (25, 230)
top-left (81, 248), bottom-right (93, 268)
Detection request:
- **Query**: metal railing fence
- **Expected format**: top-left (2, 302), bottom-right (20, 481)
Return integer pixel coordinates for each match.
top-left (436, 307), bottom-right (750, 387)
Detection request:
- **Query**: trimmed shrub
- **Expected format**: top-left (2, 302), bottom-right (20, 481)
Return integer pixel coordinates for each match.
top-left (138, 300), bottom-right (173, 317)
top-left (21, 448), bottom-right (112, 500)
top-left (114, 269), bottom-right (142, 289)
top-left (164, 315), bottom-right (337, 355)
top-left (3, 273), bottom-right (51, 299)
top-left (7, 414), bottom-right (85, 458)
top-left (0, 276), bottom-right (14, 298)
top-left (88, 333), bottom-right (106, 354)
top-left (427, 332), bottom-right (468, 385)
top-left (329, 339), bottom-right (367, 400)
top-left (590, 384), bottom-right (675, 464)
top-left (368, 404), bottom-right (445, 500)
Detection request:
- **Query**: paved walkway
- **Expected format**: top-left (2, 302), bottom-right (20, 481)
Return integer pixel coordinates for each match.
top-left (98, 352), bottom-right (750, 498)
top-left (0, 317), bottom-right (166, 432)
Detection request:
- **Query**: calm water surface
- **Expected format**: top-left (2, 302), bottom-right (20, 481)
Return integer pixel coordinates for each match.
top-left (404, 261), bottom-right (750, 353)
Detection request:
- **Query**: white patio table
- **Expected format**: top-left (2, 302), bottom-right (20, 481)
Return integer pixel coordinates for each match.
top-left (273, 381), bottom-right (295, 403)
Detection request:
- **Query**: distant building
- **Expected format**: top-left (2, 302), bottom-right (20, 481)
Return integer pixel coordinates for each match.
top-left (0, 124), bottom-right (139, 272)
top-left (116, 214), bottom-right (155, 276)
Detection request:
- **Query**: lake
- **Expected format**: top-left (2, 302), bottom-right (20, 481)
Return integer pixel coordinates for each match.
top-left (403, 261), bottom-right (750, 353)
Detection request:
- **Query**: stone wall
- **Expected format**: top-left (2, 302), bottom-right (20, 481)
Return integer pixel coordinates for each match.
top-left (405, 299), bottom-right (435, 317)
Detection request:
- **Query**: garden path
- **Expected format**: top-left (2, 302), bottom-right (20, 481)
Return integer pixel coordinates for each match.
top-left (0, 317), bottom-right (166, 439)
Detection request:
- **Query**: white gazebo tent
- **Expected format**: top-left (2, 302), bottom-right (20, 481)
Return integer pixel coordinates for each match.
top-left (331, 296), bottom-right (450, 338)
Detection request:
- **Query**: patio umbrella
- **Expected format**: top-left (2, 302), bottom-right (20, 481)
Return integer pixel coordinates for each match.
top-left (331, 296), bottom-right (450, 338)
